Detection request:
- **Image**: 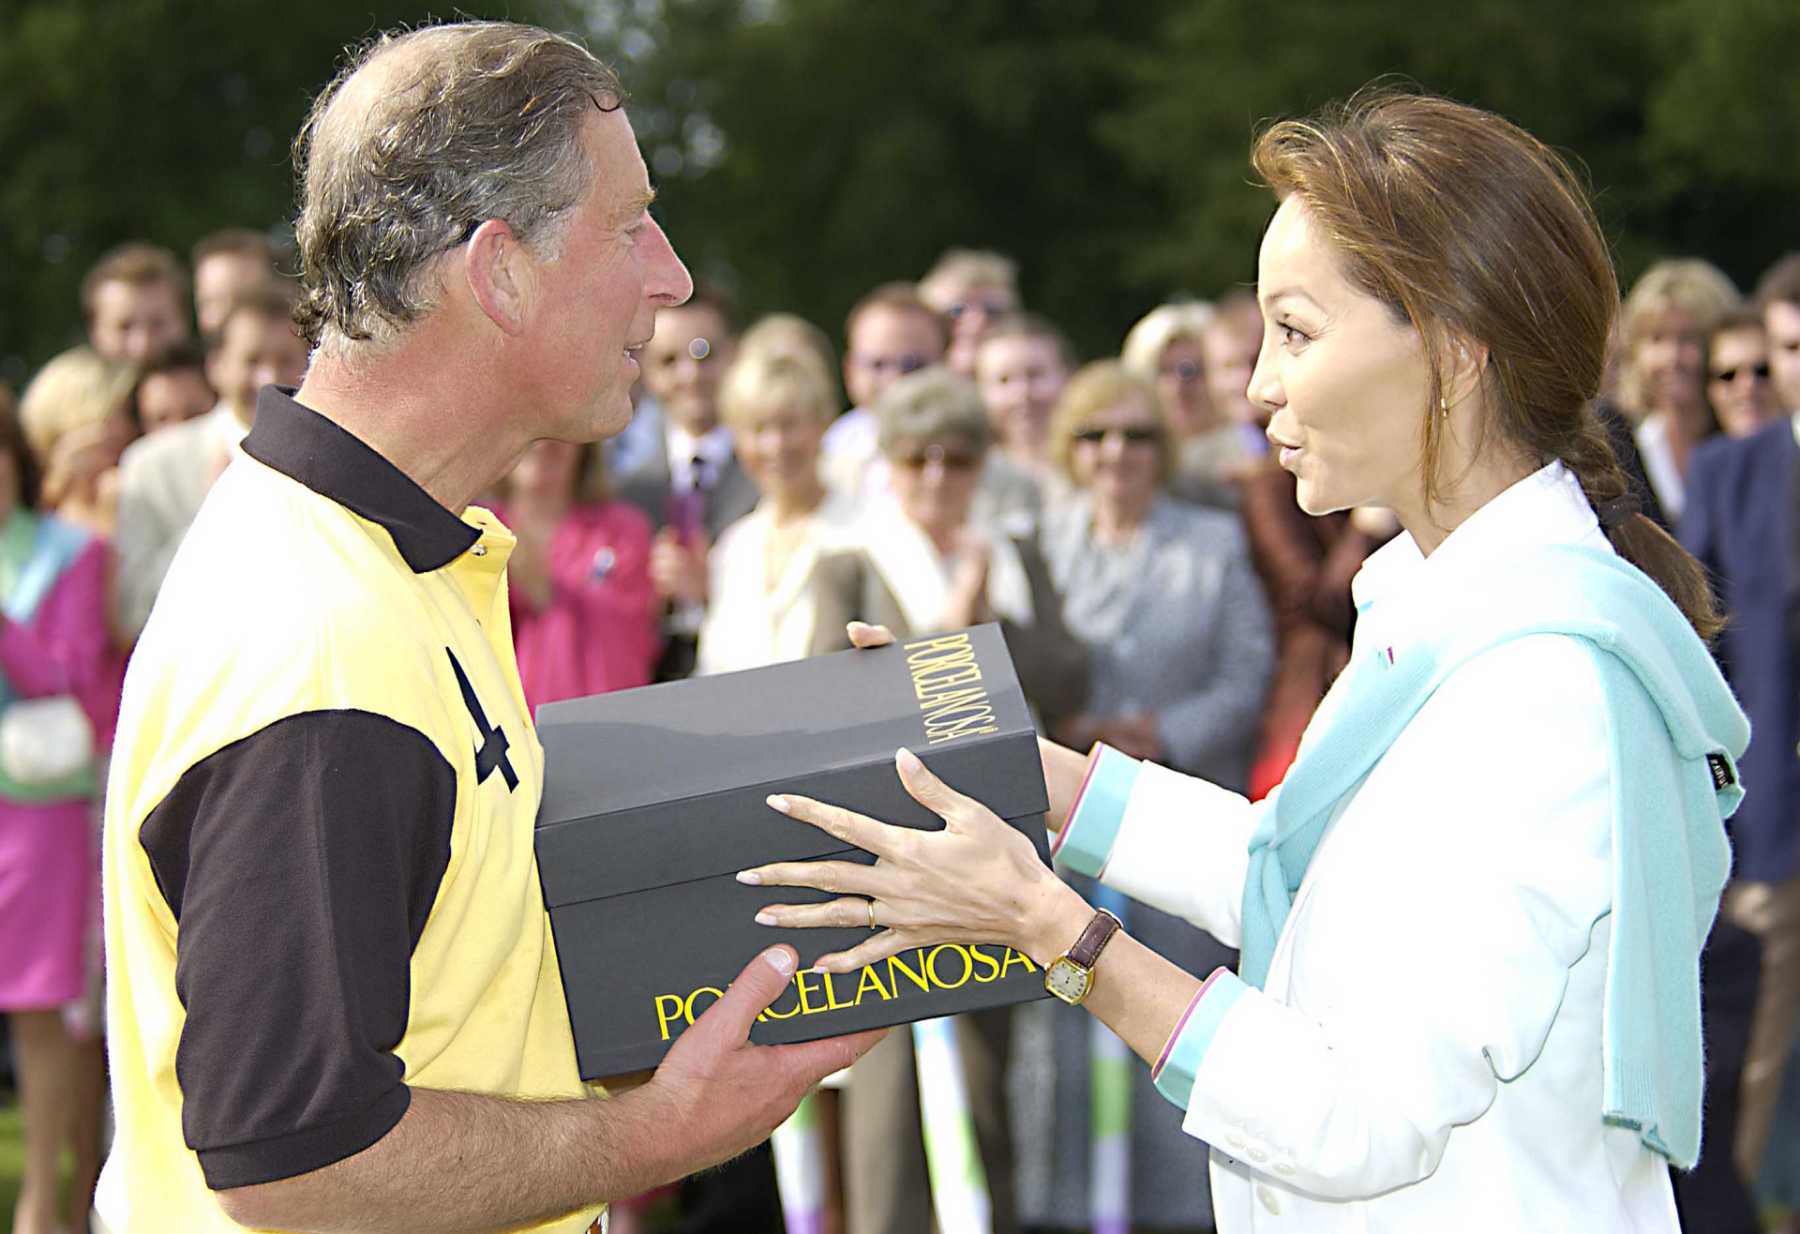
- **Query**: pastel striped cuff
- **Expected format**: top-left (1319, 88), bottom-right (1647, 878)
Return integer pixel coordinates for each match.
top-left (1152, 967), bottom-right (1249, 1110)
top-left (1049, 743), bottom-right (1141, 878)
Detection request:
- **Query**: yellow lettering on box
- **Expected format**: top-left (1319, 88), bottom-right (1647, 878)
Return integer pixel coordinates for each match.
top-left (999, 947), bottom-right (1038, 976)
top-left (823, 969), bottom-right (853, 1011)
top-left (795, 969), bottom-right (825, 1016)
top-left (683, 986), bottom-right (724, 1025)
top-left (655, 994), bottom-right (686, 1041)
top-left (887, 949), bottom-right (932, 994)
top-left (926, 943), bottom-right (973, 990)
top-left (915, 666), bottom-right (981, 698)
top-left (968, 944), bottom-right (1001, 982)
top-left (904, 633), bottom-right (973, 657)
top-left (762, 980), bottom-right (804, 1021)
top-left (902, 632), bottom-right (998, 748)
top-left (855, 963), bottom-right (893, 1005)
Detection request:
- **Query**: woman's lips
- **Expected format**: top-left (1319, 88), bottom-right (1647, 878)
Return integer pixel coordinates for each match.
top-left (1278, 445), bottom-right (1301, 468)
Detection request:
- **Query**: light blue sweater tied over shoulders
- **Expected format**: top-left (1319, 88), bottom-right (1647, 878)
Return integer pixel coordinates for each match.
top-left (1240, 542), bottom-right (1748, 1170)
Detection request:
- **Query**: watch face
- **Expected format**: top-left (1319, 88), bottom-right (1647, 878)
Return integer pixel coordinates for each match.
top-left (1044, 958), bottom-right (1092, 1005)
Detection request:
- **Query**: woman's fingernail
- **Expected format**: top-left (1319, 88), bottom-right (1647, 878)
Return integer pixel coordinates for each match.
top-left (736, 870), bottom-right (762, 885)
top-left (755, 910), bottom-right (778, 926)
top-left (897, 748), bottom-right (923, 774)
top-left (765, 946), bottom-right (796, 975)
top-left (766, 794), bottom-right (791, 814)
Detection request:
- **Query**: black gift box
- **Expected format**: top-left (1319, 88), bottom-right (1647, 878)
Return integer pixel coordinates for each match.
top-left (534, 623), bottom-right (1053, 1080)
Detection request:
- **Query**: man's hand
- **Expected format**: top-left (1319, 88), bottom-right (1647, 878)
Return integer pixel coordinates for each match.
top-left (214, 946), bottom-right (880, 1234)
top-left (846, 621), bottom-right (895, 649)
top-left (646, 945), bottom-right (885, 1175)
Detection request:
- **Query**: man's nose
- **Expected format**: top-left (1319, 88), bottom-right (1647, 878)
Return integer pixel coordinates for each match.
top-left (643, 216), bottom-right (693, 307)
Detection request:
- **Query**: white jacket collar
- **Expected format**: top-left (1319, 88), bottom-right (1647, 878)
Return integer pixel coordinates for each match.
top-left (1352, 461), bottom-right (1607, 640)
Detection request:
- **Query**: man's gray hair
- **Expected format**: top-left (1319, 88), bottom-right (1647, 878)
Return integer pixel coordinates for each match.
top-left (293, 21), bottom-right (625, 350)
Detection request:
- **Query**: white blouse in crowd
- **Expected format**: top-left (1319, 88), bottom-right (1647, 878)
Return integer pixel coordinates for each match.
top-left (1633, 412), bottom-right (1684, 523)
top-left (695, 493), bottom-right (858, 676)
top-left (1059, 463), bottom-right (1680, 1232)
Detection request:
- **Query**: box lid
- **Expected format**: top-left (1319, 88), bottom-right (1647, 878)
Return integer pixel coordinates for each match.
top-left (534, 624), bottom-right (1049, 906)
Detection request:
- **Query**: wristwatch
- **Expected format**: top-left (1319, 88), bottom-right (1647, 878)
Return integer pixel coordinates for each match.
top-left (1043, 908), bottom-right (1123, 1006)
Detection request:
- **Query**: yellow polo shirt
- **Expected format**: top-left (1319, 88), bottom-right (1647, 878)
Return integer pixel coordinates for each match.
top-left (98, 388), bottom-right (595, 1232)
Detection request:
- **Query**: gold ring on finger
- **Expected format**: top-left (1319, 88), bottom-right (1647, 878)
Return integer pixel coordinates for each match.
top-left (867, 898), bottom-right (879, 930)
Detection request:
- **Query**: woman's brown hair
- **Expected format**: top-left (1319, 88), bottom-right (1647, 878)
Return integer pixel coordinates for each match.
top-left (1252, 86), bottom-right (1721, 639)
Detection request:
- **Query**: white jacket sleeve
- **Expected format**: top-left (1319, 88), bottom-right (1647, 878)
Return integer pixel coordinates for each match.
top-left (1052, 747), bottom-right (1264, 947)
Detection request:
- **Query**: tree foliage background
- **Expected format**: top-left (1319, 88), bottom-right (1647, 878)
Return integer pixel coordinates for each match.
top-left (4, 0), bottom-right (1797, 385)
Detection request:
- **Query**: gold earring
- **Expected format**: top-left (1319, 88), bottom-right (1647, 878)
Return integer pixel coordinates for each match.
top-left (1439, 395), bottom-right (1449, 423)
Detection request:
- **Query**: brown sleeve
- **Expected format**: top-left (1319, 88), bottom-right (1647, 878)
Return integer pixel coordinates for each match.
top-left (1238, 463), bottom-right (1364, 639)
top-left (806, 551), bottom-right (867, 654)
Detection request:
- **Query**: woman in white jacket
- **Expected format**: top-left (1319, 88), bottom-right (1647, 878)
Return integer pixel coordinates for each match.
top-left (740, 89), bottom-right (1748, 1232)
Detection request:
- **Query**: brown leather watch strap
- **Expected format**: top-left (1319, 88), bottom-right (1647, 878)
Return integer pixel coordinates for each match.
top-left (1068, 908), bottom-right (1123, 969)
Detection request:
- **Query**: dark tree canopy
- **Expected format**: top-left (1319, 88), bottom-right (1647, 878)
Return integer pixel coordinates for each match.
top-left (4, 0), bottom-right (1795, 384)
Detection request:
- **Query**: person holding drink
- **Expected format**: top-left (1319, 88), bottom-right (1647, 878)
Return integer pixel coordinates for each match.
top-left (741, 89), bottom-right (1747, 1231)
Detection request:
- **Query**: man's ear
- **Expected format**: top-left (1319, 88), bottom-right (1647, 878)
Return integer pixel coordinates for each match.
top-left (464, 219), bottom-right (531, 337)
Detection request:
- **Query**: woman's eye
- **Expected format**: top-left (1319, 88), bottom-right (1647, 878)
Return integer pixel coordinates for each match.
top-left (1279, 323), bottom-right (1310, 347)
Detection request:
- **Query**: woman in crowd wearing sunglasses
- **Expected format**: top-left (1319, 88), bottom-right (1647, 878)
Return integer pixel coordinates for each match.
top-left (1042, 360), bottom-right (1272, 776)
top-left (1123, 301), bottom-right (1258, 511)
top-left (1704, 306), bottom-right (1783, 439)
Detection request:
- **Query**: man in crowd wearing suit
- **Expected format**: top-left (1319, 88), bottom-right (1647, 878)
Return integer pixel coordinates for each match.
top-left (819, 282), bottom-right (949, 505)
top-left (1762, 255), bottom-right (1800, 417)
top-left (1679, 252), bottom-right (1800, 1210)
top-left (617, 285), bottom-right (758, 679)
top-left (112, 283), bottom-right (307, 639)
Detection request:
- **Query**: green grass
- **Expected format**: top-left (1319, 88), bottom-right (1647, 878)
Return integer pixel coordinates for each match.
top-left (0, 1097), bottom-right (24, 1221)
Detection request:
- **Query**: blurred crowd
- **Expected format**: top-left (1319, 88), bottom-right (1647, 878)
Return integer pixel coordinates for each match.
top-left (3, 228), bottom-right (1800, 1234)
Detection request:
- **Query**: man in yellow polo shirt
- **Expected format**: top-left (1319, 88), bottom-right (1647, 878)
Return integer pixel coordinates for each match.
top-left (98, 20), bottom-right (878, 1234)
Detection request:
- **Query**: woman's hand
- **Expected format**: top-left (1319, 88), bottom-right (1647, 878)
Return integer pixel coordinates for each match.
top-left (1039, 736), bottom-right (1090, 834)
top-left (848, 623), bottom-right (1095, 841)
top-left (738, 748), bottom-right (1090, 972)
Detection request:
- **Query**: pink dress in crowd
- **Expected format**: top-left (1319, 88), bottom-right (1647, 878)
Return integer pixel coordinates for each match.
top-left (499, 500), bottom-right (661, 711)
top-left (0, 535), bottom-right (119, 1011)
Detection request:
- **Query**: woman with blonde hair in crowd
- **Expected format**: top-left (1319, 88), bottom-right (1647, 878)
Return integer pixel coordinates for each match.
top-left (0, 383), bottom-right (116, 1234)
top-left (18, 346), bottom-right (137, 539)
top-left (1123, 301), bottom-right (1256, 508)
top-left (737, 312), bottom-right (842, 398)
top-left (697, 346), bottom-right (855, 676)
top-left (1614, 259), bottom-right (1739, 523)
top-left (1044, 361), bottom-right (1272, 779)
top-left (752, 89), bottom-right (1748, 1232)
top-left (496, 439), bottom-right (660, 709)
